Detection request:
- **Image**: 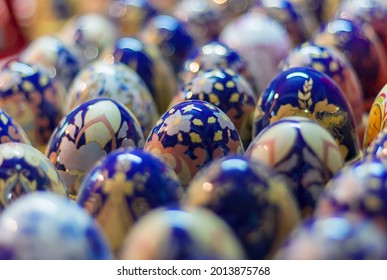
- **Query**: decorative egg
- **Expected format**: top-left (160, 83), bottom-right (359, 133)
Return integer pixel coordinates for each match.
top-left (20, 35), bottom-right (83, 89)
top-left (0, 142), bottom-right (68, 211)
top-left (366, 127), bottom-right (387, 159)
top-left (253, 66), bottom-right (361, 164)
top-left (275, 215), bottom-right (387, 260)
top-left (60, 13), bottom-right (118, 63)
top-left (119, 206), bottom-right (246, 260)
top-left (140, 14), bottom-right (195, 74)
top-left (77, 147), bottom-right (183, 253)
top-left (364, 83), bottom-right (387, 150)
top-left (316, 158), bottom-right (387, 231)
top-left (337, 0), bottom-right (387, 57)
top-left (171, 68), bottom-right (256, 148)
top-left (280, 42), bottom-right (364, 145)
top-left (66, 60), bottom-right (158, 138)
top-left (312, 18), bottom-right (387, 112)
top-left (251, 0), bottom-right (317, 46)
top-left (45, 98), bottom-right (145, 200)
top-left (104, 37), bottom-right (177, 114)
top-left (0, 109), bottom-right (30, 144)
top-left (144, 100), bottom-right (244, 187)
top-left (0, 192), bottom-right (113, 260)
top-left (246, 116), bottom-right (343, 217)
top-left (184, 156), bottom-right (300, 259)
top-left (219, 12), bottom-right (292, 94)
top-left (0, 61), bottom-right (66, 150)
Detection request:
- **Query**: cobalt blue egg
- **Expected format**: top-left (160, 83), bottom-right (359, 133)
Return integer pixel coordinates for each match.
top-left (77, 147), bottom-right (183, 253)
top-left (253, 66), bottom-right (361, 164)
top-left (0, 109), bottom-right (30, 144)
top-left (184, 156), bottom-right (300, 259)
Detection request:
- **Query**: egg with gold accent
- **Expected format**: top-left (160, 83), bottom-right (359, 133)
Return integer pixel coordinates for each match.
top-left (0, 109), bottom-right (30, 145)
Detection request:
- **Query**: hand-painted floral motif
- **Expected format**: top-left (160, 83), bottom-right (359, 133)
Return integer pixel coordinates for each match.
top-left (0, 109), bottom-right (30, 144)
top-left (0, 143), bottom-right (68, 211)
top-left (144, 100), bottom-right (244, 187)
top-left (77, 148), bottom-right (183, 253)
top-left (45, 98), bottom-right (145, 199)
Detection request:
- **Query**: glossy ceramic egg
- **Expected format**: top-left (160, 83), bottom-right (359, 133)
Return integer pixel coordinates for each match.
top-left (140, 14), bottom-right (195, 74)
top-left (144, 100), bottom-right (244, 187)
top-left (219, 12), bottom-right (292, 94)
top-left (312, 18), bottom-right (387, 111)
top-left (366, 127), bottom-right (387, 159)
top-left (280, 42), bottom-right (364, 144)
top-left (66, 60), bottom-right (158, 137)
top-left (0, 61), bottom-right (66, 149)
top-left (104, 37), bottom-right (177, 114)
top-left (246, 116), bottom-right (343, 217)
top-left (0, 192), bottom-right (113, 260)
top-left (251, 0), bottom-right (317, 46)
top-left (77, 147), bottom-right (183, 253)
top-left (60, 13), bottom-right (118, 63)
top-left (0, 142), bottom-right (68, 211)
top-left (337, 0), bottom-right (387, 57)
top-left (275, 215), bottom-right (387, 260)
top-left (364, 83), bottom-right (387, 150)
top-left (20, 35), bottom-right (83, 89)
top-left (171, 68), bottom-right (256, 147)
top-left (253, 67), bottom-right (361, 164)
top-left (0, 109), bottom-right (30, 144)
top-left (119, 206), bottom-right (246, 260)
top-left (184, 156), bottom-right (300, 259)
top-left (45, 98), bottom-right (145, 200)
top-left (316, 158), bottom-right (387, 230)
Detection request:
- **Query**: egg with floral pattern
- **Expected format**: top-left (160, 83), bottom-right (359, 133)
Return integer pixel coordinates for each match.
top-left (66, 60), bottom-right (158, 137)
top-left (171, 68), bottom-right (256, 147)
top-left (144, 100), bottom-right (244, 187)
top-left (119, 206), bottom-right (246, 260)
top-left (246, 117), bottom-right (344, 217)
top-left (0, 192), bottom-right (113, 260)
top-left (104, 37), bottom-right (177, 114)
top-left (184, 156), bottom-right (300, 259)
top-left (0, 143), bottom-right (68, 211)
top-left (253, 67), bottom-right (361, 164)
top-left (364, 83), bottom-right (387, 151)
top-left (312, 18), bottom-right (387, 111)
top-left (366, 126), bottom-right (387, 159)
top-left (45, 98), bottom-right (145, 200)
top-left (0, 61), bottom-right (66, 150)
top-left (77, 147), bottom-right (183, 253)
top-left (0, 109), bottom-right (30, 144)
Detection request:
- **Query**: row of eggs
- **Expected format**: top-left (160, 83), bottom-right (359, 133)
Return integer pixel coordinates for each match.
top-left (1, 0), bottom-right (387, 259)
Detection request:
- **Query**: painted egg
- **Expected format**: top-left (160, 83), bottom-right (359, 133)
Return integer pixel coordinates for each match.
top-left (0, 192), bottom-right (113, 259)
top-left (280, 42), bottom-right (364, 145)
top-left (20, 35), bottom-right (83, 89)
top-left (312, 18), bottom-right (387, 112)
top-left (0, 61), bottom-right (66, 150)
top-left (60, 13), bottom-right (118, 63)
top-left (275, 215), bottom-right (387, 260)
top-left (220, 12), bottom-right (292, 94)
top-left (316, 158), bottom-right (387, 232)
top-left (171, 68), bottom-right (256, 148)
top-left (253, 66), bottom-right (361, 164)
top-left (364, 83), bottom-right (387, 150)
top-left (0, 109), bottom-right (30, 144)
top-left (0, 142), bottom-right (68, 211)
top-left (140, 15), bottom-right (195, 74)
top-left (144, 100), bottom-right (244, 187)
top-left (45, 98), bottom-right (145, 200)
top-left (178, 41), bottom-right (254, 94)
top-left (77, 147), bottom-right (183, 253)
top-left (119, 206), bottom-right (246, 260)
top-left (66, 60), bottom-right (158, 138)
top-left (366, 127), bottom-right (387, 159)
top-left (337, 0), bottom-right (387, 57)
top-left (246, 116), bottom-right (343, 217)
top-left (184, 156), bottom-right (300, 259)
top-left (251, 0), bottom-right (318, 46)
top-left (104, 37), bottom-right (177, 115)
